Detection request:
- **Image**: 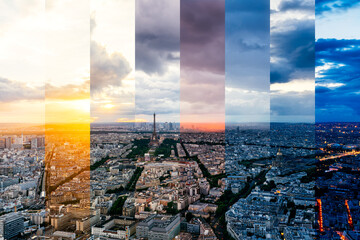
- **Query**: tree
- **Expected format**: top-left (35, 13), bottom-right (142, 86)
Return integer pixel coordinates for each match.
top-left (166, 201), bottom-right (178, 214)
top-left (186, 212), bottom-right (193, 222)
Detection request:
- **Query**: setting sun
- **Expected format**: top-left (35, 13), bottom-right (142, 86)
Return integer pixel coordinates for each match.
top-left (103, 103), bottom-right (115, 109)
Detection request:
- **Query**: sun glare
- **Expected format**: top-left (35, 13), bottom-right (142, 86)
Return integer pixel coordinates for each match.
top-left (103, 103), bottom-right (115, 109)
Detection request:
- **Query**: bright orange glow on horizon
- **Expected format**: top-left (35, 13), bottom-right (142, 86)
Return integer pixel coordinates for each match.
top-left (181, 122), bottom-right (225, 132)
top-left (45, 83), bottom-right (90, 124)
top-left (45, 100), bottom-right (90, 124)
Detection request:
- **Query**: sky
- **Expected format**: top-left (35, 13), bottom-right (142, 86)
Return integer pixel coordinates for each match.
top-left (180, 0), bottom-right (225, 130)
top-left (0, 0), bottom-right (91, 124)
top-left (90, 0), bottom-right (135, 123)
top-left (3, 1), bottom-right (358, 125)
top-left (270, 0), bottom-right (315, 123)
top-left (45, 0), bottom-right (90, 124)
top-left (135, 0), bottom-right (180, 123)
top-left (315, 0), bottom-right (360, 122)
top-left (225, 0), bottom-right (270, 123)
top-left (0, 0), bottom-right (45, 123)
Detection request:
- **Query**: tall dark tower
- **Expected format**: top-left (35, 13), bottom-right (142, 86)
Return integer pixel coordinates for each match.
top-left (152, 113), bottom-right (157, 141)
top-left (150, 113), bottom-right (159, 146)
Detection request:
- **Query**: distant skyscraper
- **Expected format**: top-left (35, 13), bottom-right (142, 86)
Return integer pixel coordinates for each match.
top-left (169, 122), bottom-right (173, 131)
top-left (5, 137), bottom-right (12, 149)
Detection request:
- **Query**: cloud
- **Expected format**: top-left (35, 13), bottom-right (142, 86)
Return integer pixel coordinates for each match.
top-left (278, 0), bottom-right (314, 12)
top-left (134, 0), bottom-right (180, 121)
top-left (225, 87), bottom-right (269, 120)
top-left (180, 0), bottom-right (225, 123)
top-left (271, 19), bottom-right (315, 83)
top-left (135, 0), bottom-right (179, 75)
top-left (271, 91), bottom-right (314, 116)
top-left (270, 0), bottom-right (315, 122)
top-left (316, 39), bottom-right (360, 67)
top-left (316, 38), bottom-right (360, 122)
top-left (45, 81), bottom-right (89, 100)
top-left (271, 79), bottom-right (314, 93)
top-left (181, 0), bottom-right (225, 75)
top-left (135, 69), bottom-right (180, 119)
top-left (90, 41), bottom-right (131, 94)
top-left (225, 0), bottom-right (270, 92)
top-left (316, 0), bottom-right (360, 15)
top-left (90, 11), bottom-right (96, 35)
top-left (0, 77), bottom-right (43, 102)
top-left (181, 69), bottom-right (224, 106)
top-left (116, 118), bottom-right (146, 123)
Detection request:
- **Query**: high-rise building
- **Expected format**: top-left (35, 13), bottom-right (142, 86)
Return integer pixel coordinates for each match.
top-left (0, 212), bottom-right (25, 239)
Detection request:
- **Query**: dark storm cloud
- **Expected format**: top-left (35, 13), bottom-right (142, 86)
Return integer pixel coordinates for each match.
top-left (181, 0), bottom-right (225, 75)
top-left (271, 19), bottom-right (315, 83)
top-left (316, 0), bottom-right (360, 15)
top-left (135, 0), bottom-right (179, 75)
top-left (316, 39), bottom-right (360, 122)
top-left (0, 77), bottom-right (43, 102)
top-left (134, 0), bottom-right (180, 120)
top-left (90, 41), bottom-right (131, 94)
top-left (226, 0), bottom-right (269, 92)
top-left (180, 0), bottom-right (225, 121)
top-left (270, 0), bottom-right (314, 122)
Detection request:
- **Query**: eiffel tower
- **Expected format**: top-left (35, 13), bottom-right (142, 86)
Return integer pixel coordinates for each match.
top-left (149, 113), bottom-right (159, 146)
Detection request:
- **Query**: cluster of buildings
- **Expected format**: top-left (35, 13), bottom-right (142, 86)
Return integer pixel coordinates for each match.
top-left (0, 136), bottom-right (44, 150)
top-left (184, 144), bottom-right (225, 175)
top-left (134, 161), bottom-right (203, 213)
top-left (226, 189), bottom-right (315, 239)
top-left (91, 160), bottom-right (136, 195)
top-left (5, 122), bottom-right (351, 239)
top-left (0, 135), bottom-right (44, 216)
top-left (315, 123), bottom-right (360, 238)
top-left (225, 124), bottom-right (317, 240)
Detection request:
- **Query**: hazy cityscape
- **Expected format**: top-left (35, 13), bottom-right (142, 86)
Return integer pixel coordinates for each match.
top-left (0, 120), bottom-right (359, 239)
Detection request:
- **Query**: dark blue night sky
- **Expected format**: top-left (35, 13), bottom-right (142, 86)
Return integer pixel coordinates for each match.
top-left (316, 39), bottom-right (360, 122)
top-left (315, 0), bottom-right (360, 122)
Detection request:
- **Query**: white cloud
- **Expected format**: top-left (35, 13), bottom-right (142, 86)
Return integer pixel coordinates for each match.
top-left (271, 79), bottom-right (315, 93)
